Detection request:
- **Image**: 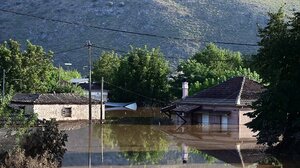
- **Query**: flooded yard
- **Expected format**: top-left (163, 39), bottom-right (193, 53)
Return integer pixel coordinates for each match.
top-left (60, 108), bottom-right (298, 168)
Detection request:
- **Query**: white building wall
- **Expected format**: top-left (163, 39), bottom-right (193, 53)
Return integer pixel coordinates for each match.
top-left (201, 105), bottom-right (239, 125)
top-left (238, 109), bottom-right (257, 139)
top-left (32, 104), bottom-right (102, 121)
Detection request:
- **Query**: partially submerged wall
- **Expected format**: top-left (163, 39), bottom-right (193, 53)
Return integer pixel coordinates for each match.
top-left (33, 104), bottom-right (102, 121)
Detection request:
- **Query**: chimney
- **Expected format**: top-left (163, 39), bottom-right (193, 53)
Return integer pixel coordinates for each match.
top-left (182, 81), bottom-right (188, 99)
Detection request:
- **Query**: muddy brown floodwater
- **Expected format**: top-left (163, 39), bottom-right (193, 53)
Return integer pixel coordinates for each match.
top-left (60, 107), bottom-right (299, 168)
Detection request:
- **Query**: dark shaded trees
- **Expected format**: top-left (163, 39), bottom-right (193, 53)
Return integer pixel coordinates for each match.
top-left (246, 9), bottom-right (300, 153)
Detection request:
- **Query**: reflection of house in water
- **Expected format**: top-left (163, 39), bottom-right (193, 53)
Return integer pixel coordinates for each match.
top-left (162, 77), bottom-right (264, 132)
top-left (160, 124), bottom-right (266, 167)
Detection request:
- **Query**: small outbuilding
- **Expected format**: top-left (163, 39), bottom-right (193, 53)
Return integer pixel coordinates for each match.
top-left (162, 77), bottom-right (264, 132)
top-left (10, 93), bottom-right (104, 121)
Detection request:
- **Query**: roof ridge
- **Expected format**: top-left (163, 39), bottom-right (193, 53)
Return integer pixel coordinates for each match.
top-left (236, 76), bottom-right (245, 105)
top-left (34, 93), bottom-right (42, 103)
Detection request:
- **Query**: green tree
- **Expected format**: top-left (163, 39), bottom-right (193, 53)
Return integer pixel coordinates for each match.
top-left (192, 43), bottom-right (243, 72)
top-left (246, 9), bottom-right (300, 153)
top-left (92, 51), bottom-right (121, 84)
top-left (0, 92), bottom-right (13, 125)
top-left (0, 40), bottom-right (54, 93)
top-left (0, 39), bottom-right (83, 94)
top-left (113, 47), bottom-right (171, 105)
top-left (0, 89), bottom-right (37, 136)
top-left (47, 67), bottom-right (83, 94)
top-left (174, 44), bottom-right (260, 96)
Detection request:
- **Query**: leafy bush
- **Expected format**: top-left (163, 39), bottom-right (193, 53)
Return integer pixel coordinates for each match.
top-left (21, 119), bottom-right (68, 164)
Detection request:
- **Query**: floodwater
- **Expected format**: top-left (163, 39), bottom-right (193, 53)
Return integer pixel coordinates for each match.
top-left (61, 108), bottom-right (298, 168)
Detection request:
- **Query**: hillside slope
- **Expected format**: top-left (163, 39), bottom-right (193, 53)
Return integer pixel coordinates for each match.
top-left (0, 0), bottom-right (299, 71)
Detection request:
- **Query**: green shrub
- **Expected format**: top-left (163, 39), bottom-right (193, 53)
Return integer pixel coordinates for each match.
top-left (21, 119), bottom-right (68, 164)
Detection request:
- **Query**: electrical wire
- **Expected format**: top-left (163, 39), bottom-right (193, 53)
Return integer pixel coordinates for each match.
top-left (0, 8), bottom-right (259, 47)
top-left (92, 45), bottom-right (127, 54)
top-left (104, 81), bottom-right (167, 104)
top-left (54, 46), bottom-right (86, 55)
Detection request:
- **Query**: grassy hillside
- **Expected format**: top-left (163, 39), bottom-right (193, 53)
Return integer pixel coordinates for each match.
top-left (0, 0), bottom-right (299, 72)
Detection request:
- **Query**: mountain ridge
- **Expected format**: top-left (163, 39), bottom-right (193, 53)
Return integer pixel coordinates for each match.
top-left (0, 0), bottom-right (299, 71)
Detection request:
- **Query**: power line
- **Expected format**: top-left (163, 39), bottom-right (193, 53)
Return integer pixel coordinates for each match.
top-left (0, 8), bottom-right (259, 47)
top-left (104, 81), bottom-right (167, 104)
top-left (54, 46), bottom-right (86, 55)
top-left (93, 45), bottom-right (127, 54)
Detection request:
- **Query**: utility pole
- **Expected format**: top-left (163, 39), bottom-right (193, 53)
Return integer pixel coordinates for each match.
top-left (87, 41), bottom-right (92, 168)
top-left (2, 69), bottom-right (5, 97)
top-left (58, 64), bottom-right (61, 84)
top-left (87, 41), bottom-right (92, 122)
top-left (101, 77), bottom-right (104, 122)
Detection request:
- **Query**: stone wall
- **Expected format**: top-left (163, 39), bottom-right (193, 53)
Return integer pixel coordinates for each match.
top-left (32, 104), bottom-right (102, 121)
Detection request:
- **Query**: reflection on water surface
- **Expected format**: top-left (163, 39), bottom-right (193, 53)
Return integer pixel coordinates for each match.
top-left (61, 108), bottom-right (295, 168)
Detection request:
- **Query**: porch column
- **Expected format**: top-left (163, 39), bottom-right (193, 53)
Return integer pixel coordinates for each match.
top-left (202, 113), bottom-right (209, 125)
top-left (221, 114), bottom-right (228, 131)
top-left (202, 113), bottom-right (209, 131)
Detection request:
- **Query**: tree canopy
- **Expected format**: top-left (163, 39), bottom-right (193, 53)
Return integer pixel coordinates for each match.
top-left (0, 40), bottom-right (54, 93)
top-left (92, 51), bottom-right (120, 84)
top-left (173, 43), bottom-right (261, 96)
top-left (93, 47), bottom-right (171, 105)
top-left (0, 39), bottom-right (83, 94)
top-left (246, 9), bottom-right (300, 153)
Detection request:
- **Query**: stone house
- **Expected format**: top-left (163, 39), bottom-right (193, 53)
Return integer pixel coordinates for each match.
top-left (10, 93), bottom-right (104, 121)
top-left (161, 77), bottom-right (264, 130)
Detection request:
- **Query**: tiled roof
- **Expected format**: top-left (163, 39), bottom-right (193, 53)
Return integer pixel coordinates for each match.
top-left (180, 77), bottom-right (264, 106)
top-left (240, 78), bottom-right (264, 100)
top-left (11, 93), bottom-right (100, 105)
top-left (190, 77), bottom-right (243, 99)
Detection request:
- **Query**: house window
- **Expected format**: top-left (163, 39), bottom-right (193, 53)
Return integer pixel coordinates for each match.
top-left (62, 107), bottom-right (72, 117)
